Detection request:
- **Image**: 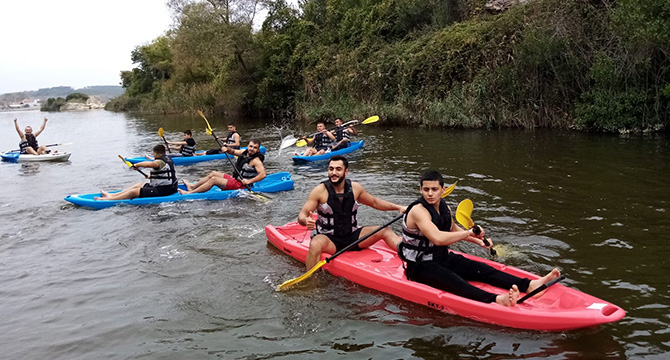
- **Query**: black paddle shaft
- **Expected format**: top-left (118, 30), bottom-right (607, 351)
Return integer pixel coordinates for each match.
top-left (472, 225), bottom-right (497, 256)
top-left (326, 213), bottom-right (404, 263)
top-left (517, 275), bottom-right (566, 304)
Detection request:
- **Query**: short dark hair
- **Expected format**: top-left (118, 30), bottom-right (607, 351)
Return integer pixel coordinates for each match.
top-left (228, 123), bottom-right (236, 127)
top-left (335, 117), bottom-right (342, 121)
top-left (317, 121), bottom-right (326, 126)
top-left (329, 155), bottom-right (349, 169)
top-left (153, 144), bottom-right (166, 156)
top-left (183, 129), bottom-right (192, 136)
top-left (249, 138), bottom-right (261, 146)
top-left (420, 170), bottom-right (444, 187)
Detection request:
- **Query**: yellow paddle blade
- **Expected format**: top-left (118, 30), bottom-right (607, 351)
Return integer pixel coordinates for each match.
top-left (206, 128), bottom-right (212, 136)
top-left (277, 259), bottom-right (326, 291)
top-left (455, 199), bottom-right (475, 229)
top-left (197, 110), bottom-right (214, 131)
top-left (158, 127), bottom-right (164, 137)
top-left (118, 154), bottom-right (132, 168)
top-left (441, 181), bottom-right (457, 198)
top-left (361, 115), bottom-right (380, 125)
top-left (295, 139), bottom-right (308, 147)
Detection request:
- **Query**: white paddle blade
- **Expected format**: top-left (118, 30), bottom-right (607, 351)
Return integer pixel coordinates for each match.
top-left (280, 136), bottom-right (298, 150)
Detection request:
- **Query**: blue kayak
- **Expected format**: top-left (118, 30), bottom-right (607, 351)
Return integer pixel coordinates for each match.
top-left (64, 172), bottom-right (293, 209)
top-left (124, 146), bottom-right (267, 166)
top-left (292, 140), bottom-right (364, 164)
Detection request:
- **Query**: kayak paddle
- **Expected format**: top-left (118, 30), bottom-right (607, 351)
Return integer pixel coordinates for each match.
top-left (279, 135), bottom-right (298, 150)
top-left (9, 142), bottom-right (73, 152)
top-left (118, 155), bottom-right (148, 178)
top-left (277, 213), bottom-right (404, 291)
top-left (441, 181), bottom-right (457, 198)
top-left (158, 128), bottom-right (172, 153)
top-left (455, 199), bottom-right (497, 256)
top-left (196, 110), bottom-right (271, 202)
top-left (295, 115), bottom-right (379, 147)
top-left (197, 109), bottom-right (225, 147)
top-left (517, 275), bottom-right (566, 304)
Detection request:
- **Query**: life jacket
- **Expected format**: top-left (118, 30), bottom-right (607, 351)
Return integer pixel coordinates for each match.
top-left (226, 131), bottom-right (240, 149)
top-left (180, 138), bottom-right (196, 156)
top-left (234, 150), bottom-right (264, 180)
top-left (333, 126), bottom-right (351, 142)
top-left (149, 155), bottom-right (177, 188)
top-left (398, 197), bottom-right (451, 263)
top-left (315, 179), bottom-right (359, 237)
top-left (18, 140), bottom-right (30, 154)
top-left (313, 132), bottom-right (332, 150)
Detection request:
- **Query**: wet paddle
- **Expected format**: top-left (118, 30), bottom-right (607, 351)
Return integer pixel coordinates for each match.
top-left (277, 213), bottom-right (404, 291)
top-left (295, 115), bottom-right (379, 147)
top-left (441, 181), bottom-right (457, 198)
top-left (196, 110), bottom-right (271, 201)
top-left (118, 155), bottom-right (148, 178)
top-left (196, 110), bottom-right (225, 147)
top-left (517, 275), bottom-right (566, 304)
top-left (455, 199), bottom-right (497, 256)
top-left (158, 128), bottom-right (172, 153)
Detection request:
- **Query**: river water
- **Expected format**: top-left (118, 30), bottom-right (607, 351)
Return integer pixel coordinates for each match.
top-left (1, 110), bottom-right (668, 359)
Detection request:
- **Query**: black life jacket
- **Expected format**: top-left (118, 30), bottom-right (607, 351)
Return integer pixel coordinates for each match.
top-left (149, 155), bottom-right (177, 188)
top-left (234, 150), bottom-right (264, 180)
top-left (313, 132), bottom-right (332, 150)
top-left (333, 126), bottom-right (350, 141)
top-left (315, 179), bottom-right (359, 237)
top-left (226, 131), bottom-right (240, 149)
top-left (180, 138), bottom-right (196, 156)
top-left (398, 197), bottom-right (451, 263)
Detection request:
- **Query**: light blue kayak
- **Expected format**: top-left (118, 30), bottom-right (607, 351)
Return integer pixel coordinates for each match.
top-left (292, 140), bottom-right (364, 164)
top-left (124, 146), bottom-right (267, 166)
top-left (64, 172), bottom-right (293, 209)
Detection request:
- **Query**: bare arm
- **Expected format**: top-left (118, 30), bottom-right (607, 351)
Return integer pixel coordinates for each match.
top-left (326, 131), bottom-right (336, 141)
top-left (34, 117), bottom-right (47, 137)
top-left (14, 119), bottom-right (24, 138)
top-left (347, 126), bottom-right (357, 136)
top-left (407, 206), bottom-right (488, 247)
top-left (242, 158), bottom-right (266, 185)
top-left (132, 160), bottom-right (162, 169)
top-left (167, 140), bottom-right (187, 145)
top-left (298, 184), bottom-right (326, 228)
top-left (231, 133), bottom-right (241, 148)
top-left (354, 182), bottom-right (405, 213)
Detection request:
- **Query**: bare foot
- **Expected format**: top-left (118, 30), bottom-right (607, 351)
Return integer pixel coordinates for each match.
top-left (177, 188), bottom-right (189, 195)
top-left (527, 268), bottom-right (561, 297)
top-left (495, 285), bottom-right (519, 307)
top-left (100, 191), bottom-right (110, 198)
top-left (182, 179), bottom-right (193, 191)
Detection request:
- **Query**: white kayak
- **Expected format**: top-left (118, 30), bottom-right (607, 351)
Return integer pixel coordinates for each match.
top-left (1, 151), bottom-right (72, 163)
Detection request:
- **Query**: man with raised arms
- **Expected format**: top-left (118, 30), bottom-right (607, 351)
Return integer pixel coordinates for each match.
top-left (14, 117), bottom-right (49, 155)
top-left (298, 155), bottom-right (405, 270)
top-left (398, 170), bottom-right (561, 306)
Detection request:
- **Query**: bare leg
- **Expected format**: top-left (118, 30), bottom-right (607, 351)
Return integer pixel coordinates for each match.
top-left (527, 268), bottom-right (561, 296)
top-left (179, 177), bottom-right (228, 194)
top-left (303, 148), bottom-right (317, 156)
top-left (189, 171), bottom-right (224, 189)
top-left (95, 182), bottom-right (144, 200)
top-left (25, 147), bottom-right (38, 155)
top-left (306, 234), bottom-right (336, 270)
top-left (495, 285), bottom-right (520, 307)
top-left (356, 227), bottom-right (400, 251)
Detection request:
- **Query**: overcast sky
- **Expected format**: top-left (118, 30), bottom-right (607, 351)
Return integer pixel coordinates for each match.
top-left (0, 0), bottom-right (173, 94)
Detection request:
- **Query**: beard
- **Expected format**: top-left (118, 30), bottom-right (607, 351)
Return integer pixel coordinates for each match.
top-left (329, 174), bottom-right (345, 186)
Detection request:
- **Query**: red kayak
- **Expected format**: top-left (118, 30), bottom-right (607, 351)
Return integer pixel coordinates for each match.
top-left (265, 220), bottom-right (625, 331)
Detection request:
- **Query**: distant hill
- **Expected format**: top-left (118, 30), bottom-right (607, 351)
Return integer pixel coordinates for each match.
top-left (0, 85), bottom-right (125, 104)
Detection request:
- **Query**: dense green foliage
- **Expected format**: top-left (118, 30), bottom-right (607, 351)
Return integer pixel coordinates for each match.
top-left (109, 0), bottom-right (670, 132)
top-left (41, 97), bottom-right (67, 112)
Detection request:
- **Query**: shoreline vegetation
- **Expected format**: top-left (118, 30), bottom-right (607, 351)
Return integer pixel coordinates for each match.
top-left (106, 0), bottom-right (669, 133)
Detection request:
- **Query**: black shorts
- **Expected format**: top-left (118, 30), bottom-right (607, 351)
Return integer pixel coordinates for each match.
top-left (138, 184), bottom-right (177, 198)
top-left (316, 228), bottom-right (364, 252)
